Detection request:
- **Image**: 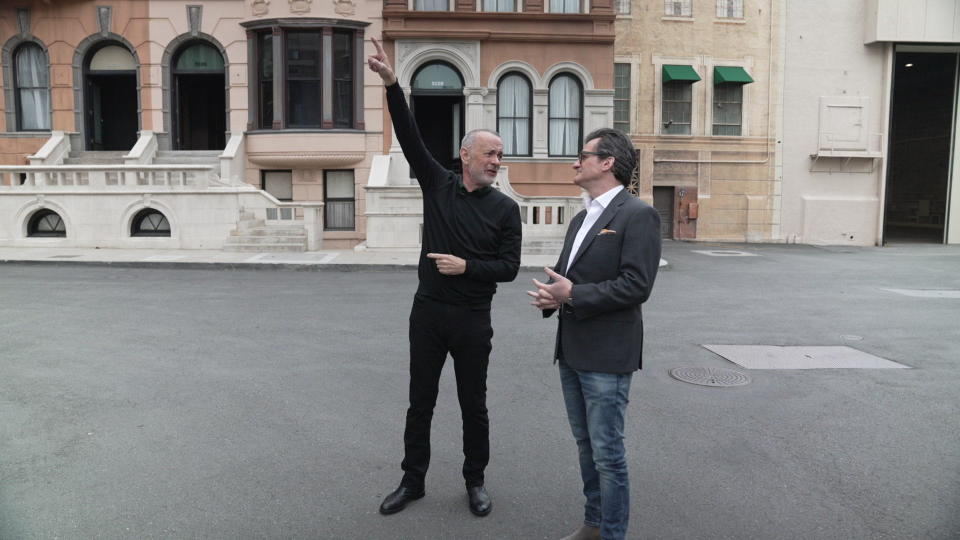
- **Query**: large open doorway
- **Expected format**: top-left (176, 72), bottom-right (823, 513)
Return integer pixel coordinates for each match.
top-left (172, 42), bottom-right (226, 150)
top-left (410, 62), bottom-right (465, 175)
top-left (84, 44), bottom-right (138, 151)
top-left (884, 48), bottom-right (958, 243)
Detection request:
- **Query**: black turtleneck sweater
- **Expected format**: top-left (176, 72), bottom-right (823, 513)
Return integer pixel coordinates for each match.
top-left (386, 82), bottom-right (522, 309)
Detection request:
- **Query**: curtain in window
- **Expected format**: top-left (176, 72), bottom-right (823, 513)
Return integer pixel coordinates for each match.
top-left (484, 0), bottom-right (515, 11)
top-left (15, 44), bottom-right (50, 130)
top-left (325, 170), bottom-right (355, 230)
top-left (549, 0), bottom-right (580, 13)
top-left (498, 74), bottom-right (530, 156)
top-left (415, 0), bottom-right (448, 10)
top-left (549, 75), bottom-right (581, 156)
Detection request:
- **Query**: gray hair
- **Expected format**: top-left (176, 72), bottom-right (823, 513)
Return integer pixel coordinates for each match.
top-left (583, 128), bottom-right (637, 186)
top-left (461, 128), bottom-right (501, 150)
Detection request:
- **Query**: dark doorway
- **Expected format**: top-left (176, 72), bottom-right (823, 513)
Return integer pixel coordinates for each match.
top-left (653, 186), bottom-right (675, 239)
top-left (175, 74), bottom-right (226, 150)
top-left (410, 61), bottom-right (465, 177)
top-left (884, 50), bottom-right (958, 243)
top-left (85, 73), bottom-right (137, 150)
top-left (172, 42), bottom-right (226, 150)
top-left (412, 94), bottom-right (464, 173)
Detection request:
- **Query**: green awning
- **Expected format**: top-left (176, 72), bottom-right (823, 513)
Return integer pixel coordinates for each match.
top-left (714, 66), bottom-right (754, 84)
top-left (662, 65), bottom-right (701, 83)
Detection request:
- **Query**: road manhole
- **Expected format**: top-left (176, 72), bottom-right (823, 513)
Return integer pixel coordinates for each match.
top-left (670, 367), bottom-right (751, 387)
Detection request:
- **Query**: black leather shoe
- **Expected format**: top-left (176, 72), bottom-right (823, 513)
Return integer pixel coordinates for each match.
top-left (379, 485), bottom-right (425, 515)
top-left (466, 486), bottom-right (492, 517)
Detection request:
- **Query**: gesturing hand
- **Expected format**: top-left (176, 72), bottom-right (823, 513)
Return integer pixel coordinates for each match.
top-left (367, 37), bottom-right (397, 86)
top-left (426, 253), bottom-right (467, 276)
top-left (527, 267), bottom-right (573, 310)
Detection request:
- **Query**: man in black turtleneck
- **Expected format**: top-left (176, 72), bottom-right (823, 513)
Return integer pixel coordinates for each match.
top-left (368, 38), bottom-right (522, 518)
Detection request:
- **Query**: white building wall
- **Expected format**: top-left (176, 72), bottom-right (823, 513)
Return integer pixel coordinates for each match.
top-left (780, 0), bottom-right (890, 245)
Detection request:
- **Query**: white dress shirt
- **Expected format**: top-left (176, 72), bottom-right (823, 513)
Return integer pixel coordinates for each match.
top-left (565, 184), bottom-right (623, 272)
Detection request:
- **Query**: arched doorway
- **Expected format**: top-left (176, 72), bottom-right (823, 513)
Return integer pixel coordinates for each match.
top-left (410, 61), bottom-right (465, 173)
top-left (84, 43), bottom-right (138, 150)
top-left (171, 41), bottom-right (226, 150)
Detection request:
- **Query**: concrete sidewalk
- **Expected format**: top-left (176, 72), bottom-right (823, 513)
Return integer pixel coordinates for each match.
top-left (0, 245), bottom-right (558, 271)
top-left (0, 245), bottom-right (668, 271)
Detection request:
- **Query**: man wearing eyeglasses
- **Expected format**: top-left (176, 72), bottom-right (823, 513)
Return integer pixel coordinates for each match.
top-left (528, 129), bottom-right (661, 540)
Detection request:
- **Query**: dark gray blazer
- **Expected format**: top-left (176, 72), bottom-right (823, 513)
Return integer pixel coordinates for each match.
top-left (543, 188), bottom-right (662, 373)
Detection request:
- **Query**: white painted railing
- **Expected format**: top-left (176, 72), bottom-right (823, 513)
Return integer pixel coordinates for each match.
top-left (493, 167), bottom-right (581, 242)
top-left (219, 132), bottom-right (246, 186)
top-left (0, 164), bottom-right (222, 190)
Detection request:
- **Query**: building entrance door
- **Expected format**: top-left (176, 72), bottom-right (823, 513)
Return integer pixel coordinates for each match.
top-left (653, 186), bottom-right (675, 239)
top-left (172, 42), bottom-right (226, 150)
top-left (84, 44), bottom-right (138, 151)
top-left (884, 49), bottom-right (958, 244)
top-left (410, 62), bottom-right (465, 175)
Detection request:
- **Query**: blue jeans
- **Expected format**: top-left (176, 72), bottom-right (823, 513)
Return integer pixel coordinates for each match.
top-left (560, 364), bottom-right (632, 540)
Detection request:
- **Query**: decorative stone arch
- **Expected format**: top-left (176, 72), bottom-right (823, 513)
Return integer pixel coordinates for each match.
top-left (71, 33), bottom-right (142, 151)
top-left (543, 61), bottom-right (595, 91)
top-left (15, 197), bottom-right (73, 239)
top-left (487, 60), bottom-right (542, 90)
top-left (2, 34), bottom-right (52, 132)
top-left (160, 32), bottom-right (231, 151)
top-left (119, 197), bottom-right (180, 241)
top-left (395, 41), bottom-right (480, 91)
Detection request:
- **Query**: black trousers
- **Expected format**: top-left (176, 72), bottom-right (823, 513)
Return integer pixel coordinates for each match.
top-left (401, 295), bottom-right (493, 489)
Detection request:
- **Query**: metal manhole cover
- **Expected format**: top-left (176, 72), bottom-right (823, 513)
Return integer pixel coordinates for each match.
top-left (670, 367), bottom-right (751, 387)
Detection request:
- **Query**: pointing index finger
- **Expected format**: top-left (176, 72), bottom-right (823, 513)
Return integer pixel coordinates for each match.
top-left (371, 37), bottom-right (385, 56)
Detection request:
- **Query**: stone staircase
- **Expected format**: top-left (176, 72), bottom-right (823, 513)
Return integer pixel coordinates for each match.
top-left (153, 150), bottom-right (221, 166)
top-left (223, 212), bottom-right (308, 252)
top-left (62, 151), bottom-right (127, 165)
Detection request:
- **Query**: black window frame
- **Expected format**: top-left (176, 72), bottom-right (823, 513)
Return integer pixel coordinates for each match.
top-left (130, 208), bottom-right (172, 237)
top-left (27, 209), bottom-right (66, 238)
top-left (243, 19), bottom-right (368, 132)
top-left (323, 169), bottom-right (356, 231)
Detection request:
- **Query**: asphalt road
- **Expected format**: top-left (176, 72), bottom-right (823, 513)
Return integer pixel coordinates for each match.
top-left (1, 242), bottom-right (958, 539)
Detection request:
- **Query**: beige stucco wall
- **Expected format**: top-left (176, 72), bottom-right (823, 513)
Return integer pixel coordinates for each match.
top-left (615, 0), bottom-right (780, 241)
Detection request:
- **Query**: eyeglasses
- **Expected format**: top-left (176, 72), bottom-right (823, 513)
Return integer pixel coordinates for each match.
top-left (577, 151), bottom-right (609, 162)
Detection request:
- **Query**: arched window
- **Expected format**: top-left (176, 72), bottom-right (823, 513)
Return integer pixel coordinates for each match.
top-left (14, 42), bottom-right (50, 131)
top-left (131, 209), bottom-right (171, 237)
top-left (497, 73), bottom-right (532, 156)
top-left (548, 74), bottom-right (582, 157)
top-left (28, 210), bottom-right (65, 237)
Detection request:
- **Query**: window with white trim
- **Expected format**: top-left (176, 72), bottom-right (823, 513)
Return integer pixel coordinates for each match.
top-left (415, 0), bottom-right (449, 10)
top-left (483, 0), bottom-right (516, 11)
top-left (617, 0), bottom-right (631, 15)
top-left (716, 0), bottom-right (743, 18)
top-left (549, 74), bottom-right (582, 156)
top-left (664, 0), bottom-right (692, 17)
top-left (550, 0), bottom-right (581, 14)
top-left (498, 73), bottom-right (532, 156)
